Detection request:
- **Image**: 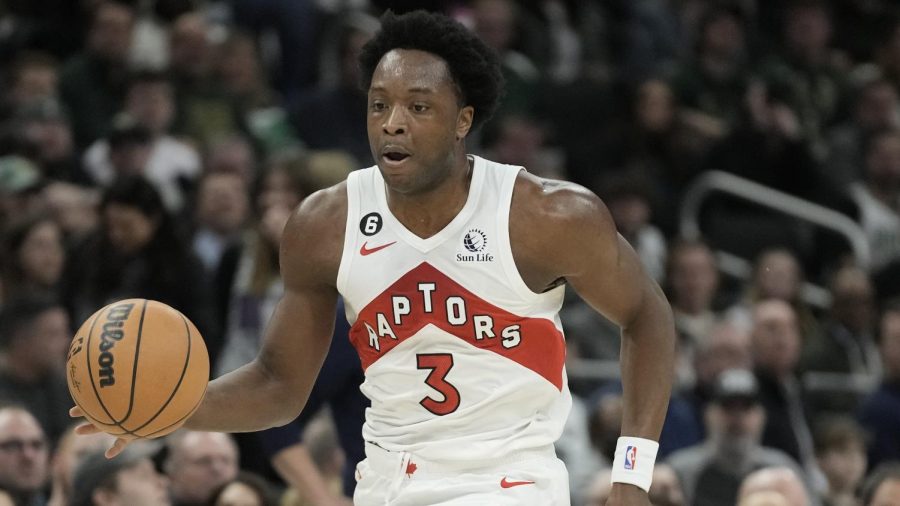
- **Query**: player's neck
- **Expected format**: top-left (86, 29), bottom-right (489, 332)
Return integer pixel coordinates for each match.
top-left (387, 154), bottom-right (473, 238)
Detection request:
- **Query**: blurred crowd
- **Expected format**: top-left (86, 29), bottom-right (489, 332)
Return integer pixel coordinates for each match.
top-left (0, 0), bottom-right (898, 505)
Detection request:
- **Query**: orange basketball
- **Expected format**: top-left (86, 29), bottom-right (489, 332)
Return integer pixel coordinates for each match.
top-left (65, 299), bottom-right (209, 439)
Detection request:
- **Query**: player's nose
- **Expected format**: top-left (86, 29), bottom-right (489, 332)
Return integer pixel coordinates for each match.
top-left (383, 107), bottom-right (407, 135)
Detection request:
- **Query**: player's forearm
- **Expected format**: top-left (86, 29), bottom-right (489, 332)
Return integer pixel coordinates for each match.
top-left (185, 359), bottom-right (312, 432)
top-left (618, 284), bottom-right (675, 440)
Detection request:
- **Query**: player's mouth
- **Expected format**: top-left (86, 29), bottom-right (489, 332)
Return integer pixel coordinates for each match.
top-left (381, 146), bottom-right (411, 166)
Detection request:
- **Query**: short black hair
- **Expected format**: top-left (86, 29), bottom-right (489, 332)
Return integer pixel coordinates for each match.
top-left (358, 10), bottom-right (504, 131)
top-left (0, 293), bottom-right (63, 348)
top-left (102, 175), bottom-right (165, 219)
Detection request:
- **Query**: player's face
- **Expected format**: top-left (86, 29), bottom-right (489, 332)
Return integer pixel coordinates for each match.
top-left (367, 49), bottom-right (473, 195)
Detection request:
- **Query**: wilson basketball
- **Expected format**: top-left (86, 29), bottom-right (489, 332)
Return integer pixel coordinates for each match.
top-left (65, 299), bottom-right (209, 439)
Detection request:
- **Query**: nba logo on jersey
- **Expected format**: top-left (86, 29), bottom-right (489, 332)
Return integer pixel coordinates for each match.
top-left (624, 446), bottom-right (637, 470)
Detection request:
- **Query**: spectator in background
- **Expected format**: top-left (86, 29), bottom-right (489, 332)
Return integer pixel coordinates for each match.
top-left (204, 135), bottom-right (258, 184)
top-left (98, 116), bottom-right (154, 179)
top-left (5, 52), bottom-right (59, 113)
top-left (750, 299), bottom-right (818, 476)
top-left (482, 114), bottom-right (565, 180)
top-left (686, 321), bottom-right (754, 433)
top-left (0, 156), bottom-right (47, 228)
top-left (801, 266), bottom-right (879, 415)
top-left (228, 0), bottom-right (319, 105)
top-left (570, 77), bottom-right (716, 231)
top-left (84, 71), bottom-right (202, 213)
top-left (876, 19), bottom-right (900, 95)
top-left (169, 12), bottom-right (241, 148)
top-left (16, 99), bottom-right (92, 186)
top-left (701, 80), bottom-right (829, 268)
top-left (615, 0), bottom-right (682, 84)
top-left (291, 12), bottom-right (378, 164)
top-left (0, 405), bottom-right (50, 506)
top-left (47, 425), bottom-right (115, 506)
top-left (737, 466), bottom-right (813, 506)
top-left (666, 239), bottom-right (721, 348)
top-left (164, 431), bottom-right (239, 506)
top-left (848, 128), bottom-right (900, 273)
top-left (62, 176), bottom-right (213, 342)
top-left (274, 412), bottom-right (354, 506)
top-left (599, 170), bottom-right (667, 283)
top-left (217, 32), bottom-right (278, 118)
top-left (70, 447), bottom-right (170, 506)
top-left (216, 32), bottom-right (299, 155)
top-left (823, 76), bottom-right (899, 194)
top-left (39, 181), bottom-right (100, 244)
top-left (860, 463), bottom-right (900, 506)
top-left (0, 295), bottom-right (71, 442)
top-left (802, 265), bottom-right (879, 378)
top-left (813, 417), bottom-right (867, 506)
top-left (666, 368), bottom-right (802, 506)
top-left (760, 0), bottom-right (847, 153)
top-left (858, 300), bottom-right (900, 468)
top-left (59, 1), bottom-right (135, 148)
top-left (208, 471), bottom-right (279, 506)
top-left (670, 5), bottom-right (752, 133)
top-left (2, 214), bottom-right (65, 299)
top-left (470, 0), bottom-right (539, 121)
top-left (191, 170), bottom-right (251, 365)
top-left (191, 170), bottom-right (252, 275)
top-left (727, 248), bottom-right (820, 343)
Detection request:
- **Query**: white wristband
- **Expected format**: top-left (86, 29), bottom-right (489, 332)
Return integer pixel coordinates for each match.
top-left (610, 436), bottom-right (659, 492)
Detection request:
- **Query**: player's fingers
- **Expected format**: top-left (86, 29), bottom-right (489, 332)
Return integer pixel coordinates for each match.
top-left (74, 423), bottom-right (101, 435)
top-left (105, 438), bottom-right (130, 459)
top-left (69, 406), bottom-right (83, 418)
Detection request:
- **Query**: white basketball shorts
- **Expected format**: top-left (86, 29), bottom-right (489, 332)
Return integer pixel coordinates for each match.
top-left (353, 442), bottom-right (571, 505)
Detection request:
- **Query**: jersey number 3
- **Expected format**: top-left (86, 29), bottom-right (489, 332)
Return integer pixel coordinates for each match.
top-left (417, 353), bottom-right (460, 415)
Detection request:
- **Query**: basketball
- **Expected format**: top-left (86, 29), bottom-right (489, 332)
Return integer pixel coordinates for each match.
top-left (65, 299), bottom-right (209, 439)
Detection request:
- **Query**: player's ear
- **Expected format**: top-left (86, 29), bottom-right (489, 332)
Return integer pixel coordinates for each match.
top-left (456, 105), bottom-right (474, 141)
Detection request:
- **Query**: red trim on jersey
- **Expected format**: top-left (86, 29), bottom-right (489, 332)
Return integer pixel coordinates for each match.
top-left (348, 262), bottom-right (566, 390)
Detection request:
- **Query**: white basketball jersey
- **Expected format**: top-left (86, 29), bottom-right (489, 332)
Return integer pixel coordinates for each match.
top-left (337, 155), bottom-right (572, 462)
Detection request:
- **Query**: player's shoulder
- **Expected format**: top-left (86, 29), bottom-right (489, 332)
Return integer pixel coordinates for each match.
top-left (510, 171), bottom-right (613, 231)
top-left (286, 180), bottom-right (348, 233)
top-left (280, 180), bottom-right (348, 284)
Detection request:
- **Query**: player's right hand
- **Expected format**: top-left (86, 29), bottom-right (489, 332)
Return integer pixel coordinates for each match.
top-left (69, 406), bottom-right (132, 459)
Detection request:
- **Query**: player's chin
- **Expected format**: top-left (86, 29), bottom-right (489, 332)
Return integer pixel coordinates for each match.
top-left (379, 165), bottom-right (419, 192)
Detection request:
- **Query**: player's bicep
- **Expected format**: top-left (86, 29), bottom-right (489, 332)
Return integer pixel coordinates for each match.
top-left (256, 188), bottom-right (344, 388)
top-left (558, 195), bottom-right (651, 329)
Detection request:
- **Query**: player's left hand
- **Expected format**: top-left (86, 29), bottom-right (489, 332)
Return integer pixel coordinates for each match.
top-left (604, 483), bottom-right (651, 505)
top-left (69, 406), bottom-right (133, 459)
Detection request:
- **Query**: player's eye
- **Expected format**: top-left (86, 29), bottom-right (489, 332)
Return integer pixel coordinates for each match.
top-left (412, 103), bottom-right (429, 113)
top-left (371, 101), bottom-right (387, 112)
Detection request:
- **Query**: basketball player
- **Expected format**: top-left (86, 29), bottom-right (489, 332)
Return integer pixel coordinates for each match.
top-left (73, 10), bottom-right (675, 505)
